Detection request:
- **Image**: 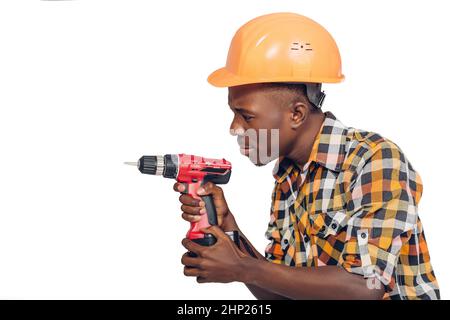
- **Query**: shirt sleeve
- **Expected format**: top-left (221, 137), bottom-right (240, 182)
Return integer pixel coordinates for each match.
top-left (338, 141), bottom-right (422, 292)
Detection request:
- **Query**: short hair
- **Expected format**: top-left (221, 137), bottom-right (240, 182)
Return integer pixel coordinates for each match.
top-left (258, 82), bottom-right (321, 112)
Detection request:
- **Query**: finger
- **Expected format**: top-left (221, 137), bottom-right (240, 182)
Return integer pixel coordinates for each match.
top-left (201, 225), bottom-right (228, 242)
top-left (181, 212), bottom-right (201, 223)
top-left (181, 204), bottom-right (202, 215)
top-left (197, 276), bottom-right (209, 283)
top-left (179, 194), bottom-right (201, 207)
top-left (173, 182), bottom-right (185, 192)
top-left (196, 182), bottom-right (223, 200)
top-left (181, 238), bottom-right (204, 256)
top-left (183, 266), bottom-right (202, 277)
top-left (181, 252), bottom-right (202, 268)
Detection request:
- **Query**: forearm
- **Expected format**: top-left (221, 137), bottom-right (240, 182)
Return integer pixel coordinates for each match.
top-left (241, 258), bottom-right (385, 300)
top-left (237, 232), bottom-right (289, 299)
top-left (222, 213), bottom-right (289, 300)
top-left (221, 214), bottom-right (382, 299)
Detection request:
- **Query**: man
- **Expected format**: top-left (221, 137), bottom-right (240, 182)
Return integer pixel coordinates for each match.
top-left (175, 12), bottom-right (440, 299)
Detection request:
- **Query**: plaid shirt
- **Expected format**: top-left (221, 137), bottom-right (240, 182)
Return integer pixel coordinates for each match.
top-left (265, 111), bottom-right (440, 300)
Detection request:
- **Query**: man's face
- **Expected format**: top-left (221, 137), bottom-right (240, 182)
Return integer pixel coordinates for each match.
top-left (228, 84), bottom-right (296, 166)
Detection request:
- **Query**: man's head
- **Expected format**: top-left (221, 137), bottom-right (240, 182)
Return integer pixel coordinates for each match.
top-left (228, 82), bottom-right (323, 166)
top-left (208, 13), bottom-right (343, 167)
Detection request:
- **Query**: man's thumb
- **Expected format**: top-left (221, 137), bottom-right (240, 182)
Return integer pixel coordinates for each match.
top-left (197, 182), bottom-right (223, 199)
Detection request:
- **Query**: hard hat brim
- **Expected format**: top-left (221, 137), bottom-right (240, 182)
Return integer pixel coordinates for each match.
top-left (207, 67), bottom-right (345, 87)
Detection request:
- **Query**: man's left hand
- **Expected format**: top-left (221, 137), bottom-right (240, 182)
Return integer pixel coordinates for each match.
top-left (181, 226), bottom-right (250, 283)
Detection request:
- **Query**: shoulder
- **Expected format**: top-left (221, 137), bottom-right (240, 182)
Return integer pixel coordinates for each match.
top-left (343, 127), bottom-right (409, 172)
top-left (342, 127), bottom-right (423, 204)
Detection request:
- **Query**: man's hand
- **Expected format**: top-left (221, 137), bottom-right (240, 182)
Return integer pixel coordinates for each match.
top-left (173, 181), bottom-right (237, 230)
top-left (181, 226), bottom-right (250, 283)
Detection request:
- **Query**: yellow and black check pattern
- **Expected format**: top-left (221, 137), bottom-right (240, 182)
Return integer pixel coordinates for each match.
top-left (265, 111), bottom-right (439, 299)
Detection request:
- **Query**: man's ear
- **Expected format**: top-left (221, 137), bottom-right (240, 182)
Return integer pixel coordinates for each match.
top-left (289, 101), bottom-right (308, 129)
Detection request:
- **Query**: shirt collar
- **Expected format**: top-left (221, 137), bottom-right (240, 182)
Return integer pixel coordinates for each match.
top-left (272, 111), bottom-right (348, 182)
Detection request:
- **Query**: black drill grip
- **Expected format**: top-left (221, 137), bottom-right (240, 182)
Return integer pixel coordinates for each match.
top-left (201, 194), bottom-right (218, 226)
top-left (188, 234), bottom-right (217, 257)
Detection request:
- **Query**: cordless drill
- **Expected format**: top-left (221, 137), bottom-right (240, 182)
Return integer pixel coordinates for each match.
top-left (125, 154), bottom-right (232, 246)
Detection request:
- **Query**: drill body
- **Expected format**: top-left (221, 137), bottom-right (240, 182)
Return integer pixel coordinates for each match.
top-left (130, 154), bottom-right (232, 246)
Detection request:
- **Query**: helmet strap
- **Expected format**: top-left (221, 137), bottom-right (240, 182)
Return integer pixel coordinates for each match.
top-left (305, 83), bottom-right (325, 109)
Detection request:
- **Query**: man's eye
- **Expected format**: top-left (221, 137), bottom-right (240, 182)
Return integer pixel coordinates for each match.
top-left (242, 115), bottom-right (254, 122)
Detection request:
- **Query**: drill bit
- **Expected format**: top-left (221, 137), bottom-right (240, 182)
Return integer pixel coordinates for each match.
top-left (124, 161), bottom-right (138, 166)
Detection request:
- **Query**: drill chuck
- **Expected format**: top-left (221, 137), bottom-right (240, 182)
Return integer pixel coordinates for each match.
top-left (125, 154), bottom-right (178, 179)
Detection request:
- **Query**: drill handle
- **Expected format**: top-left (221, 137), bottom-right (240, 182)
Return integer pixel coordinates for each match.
top-left (181, 183), bottom-right (217, 225)
top-left (201, 194), bottom-right (218, 225)
top-left (197, 170), bottom-right (231, 227)
top-left (180, 181), bottom-right (218, 245)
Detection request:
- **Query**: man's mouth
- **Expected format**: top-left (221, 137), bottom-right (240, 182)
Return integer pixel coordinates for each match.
top-left (237, 136), bottom-right (257, 156)
top-left (239, 145), bottom-right (255, 156)
top-left (237, 138), bottom-right (256, 149)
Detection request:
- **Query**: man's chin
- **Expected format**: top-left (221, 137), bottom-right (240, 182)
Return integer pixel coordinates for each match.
top-left (239, 148), bottom-right (277, 166)
top-left (253, 161), bottom-right (266, 167)
top-left (247, 154), bottom-right (276, 167)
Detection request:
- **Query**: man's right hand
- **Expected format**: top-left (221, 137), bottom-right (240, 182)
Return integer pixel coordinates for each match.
top-left (173, 181), bottom-right (236, 230)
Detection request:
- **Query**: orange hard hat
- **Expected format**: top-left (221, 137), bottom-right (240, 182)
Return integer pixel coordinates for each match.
top-left (207, 12), bottom-right (344, 87)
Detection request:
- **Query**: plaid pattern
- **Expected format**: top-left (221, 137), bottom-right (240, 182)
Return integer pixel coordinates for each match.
top-left (265, 111), bottom-right (440, 300)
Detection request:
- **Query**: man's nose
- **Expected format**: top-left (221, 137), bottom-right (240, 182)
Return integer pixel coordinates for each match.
top-left (230, 127), bottom-right (245, 136)
top-left (229, 117), bottom-right (245, 136)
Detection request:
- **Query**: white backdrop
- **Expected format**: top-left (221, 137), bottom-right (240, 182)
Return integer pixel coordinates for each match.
top-left (0, 0), bottom-right (449, 299)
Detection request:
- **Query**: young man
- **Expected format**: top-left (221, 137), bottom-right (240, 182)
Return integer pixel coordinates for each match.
top-left (174, 13), bottom-right (440, 299)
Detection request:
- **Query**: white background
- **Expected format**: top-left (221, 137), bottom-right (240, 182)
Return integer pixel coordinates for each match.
top-left (0, 0), bottom-right (449, 299)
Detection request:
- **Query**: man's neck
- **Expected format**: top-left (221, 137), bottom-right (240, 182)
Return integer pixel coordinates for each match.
top-left (287, 111), bottom-right (326, 166)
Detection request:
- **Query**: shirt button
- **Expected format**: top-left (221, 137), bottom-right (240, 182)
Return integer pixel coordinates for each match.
top-left (360, 232), bottom-right (367, 239)
top-left (331, 223), bottom-right (338, 229)
top-left (283, 239), bottom-right (289, 244)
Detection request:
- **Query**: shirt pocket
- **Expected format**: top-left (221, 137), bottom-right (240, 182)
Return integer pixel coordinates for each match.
top-left (309, 209), bottom-right (349, 238)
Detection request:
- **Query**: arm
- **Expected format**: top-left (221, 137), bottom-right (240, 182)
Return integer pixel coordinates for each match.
top-left (181, 226), bottom-right (385, 299)
top-left (221, 213), bottom-right (290, 300)
top-left (224, 211), bottom-right (384, 299)
top-left (242, 258), bottom-right (384, 299)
